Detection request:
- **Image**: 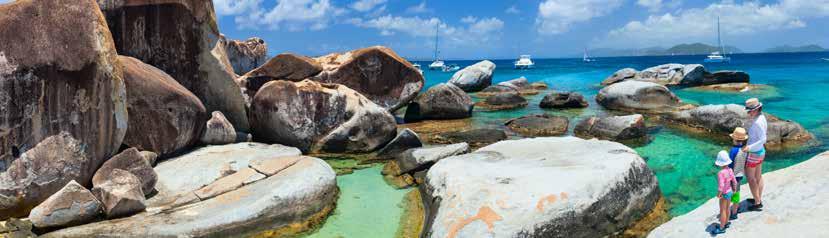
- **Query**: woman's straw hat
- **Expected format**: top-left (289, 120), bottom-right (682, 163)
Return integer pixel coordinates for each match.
top-left (745, 98), bottom-right (763, 111)
top-left (730, 127), bottom-right (748, 140)
top-left (715, 150), bottom-right (732, 166)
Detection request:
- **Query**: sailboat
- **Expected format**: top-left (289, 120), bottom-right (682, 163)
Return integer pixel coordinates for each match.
top-left (583, 48), bottom-right (595, 62)
top-left (428, 24), bottom-right (445, 70)
top-left (704, 16), bottom-right (731, 63)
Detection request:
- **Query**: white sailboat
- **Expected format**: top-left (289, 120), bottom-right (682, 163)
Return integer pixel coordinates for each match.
top-left (583, 48), bottom-right (595, 62)
top-left (428, 24), bottom-right (445, 70)
top-left (704, 16), bottom-right (731, 63)
top-left (514, 55), bottom-right (534, 69)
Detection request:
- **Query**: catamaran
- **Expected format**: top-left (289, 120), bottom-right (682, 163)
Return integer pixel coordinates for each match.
top-left (704, 16), bottom-right (731, 63)
top-left (583, 48), bottom-right (595, 62)
top-left (514, 55), bottom-right (534, 69)
top-left (428, 24), bottom-right (445, 70)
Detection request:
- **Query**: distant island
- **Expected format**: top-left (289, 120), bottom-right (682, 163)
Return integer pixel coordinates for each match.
top-left (587, 43), bottom-right (742, 57)
top-left (765, 44), bottom-right (827, 53)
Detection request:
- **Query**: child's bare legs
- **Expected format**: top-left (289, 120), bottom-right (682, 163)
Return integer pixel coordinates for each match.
top-left (719, 198), bottom-right (730, 228)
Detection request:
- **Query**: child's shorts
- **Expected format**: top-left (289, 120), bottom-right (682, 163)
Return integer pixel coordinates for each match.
top-left (723, 191), bottom-right (734, 200)
top-left (731, 191), bottom-right (740, 204)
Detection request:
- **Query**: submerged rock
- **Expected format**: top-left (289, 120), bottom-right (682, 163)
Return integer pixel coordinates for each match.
top-left (375, 129), bottom-right (423, 160)
top-left (505, 114), bottom-right (570, 137)
top-left (477, 93), bottom-right (528, 110)
top-left (250, 80), bottom-right (397, 153)
top-left (596, 81), bottom-right (682, 113)
top-left (395, 143), bottom-right (470, 175)
top-left (0, 0), bottom-right (128, 206)
top-left (423, 137), bottom-right (660, 238)
top-left (29, 181), bottom-right (102, 228)
top-left (98, 0), bottom-right (249, 131)
top-left (200, 111), bottom-right (237, 145)
top-left (119, 56), bottom-right (207, 157)
top-left (649, 151), bottom-right (829, 237)
top-left (602, 68), bottom-right (638, 86)
top-left (92, 148), bottom-right (157, 196)
top-left (448, 60), bottom-right (496, 92)
top-left (92, 169), bottom-right (146, 219)
top-left (405, 83), bottom-right (474, 122)
top-left (222, 36), bottom-right (268, 75)
top-left (575, 114), bottom-right (647, 141)
top-left (433, 129), bottom-right (507, 148)
top-left (540, 91), bottom-right (589, 109)
top-left (237, 53), bottom-right (323, 103)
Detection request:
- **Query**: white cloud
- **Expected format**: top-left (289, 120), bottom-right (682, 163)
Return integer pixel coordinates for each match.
top-left (350, 15), bottom-right (504, 45)
top-left (350, 0), bottom-right (386, 12)
top-left (636, 0), bottom-right (682, 12)
top-left (405, 2), bottom-right (432, 14)
top-left (214, 0), bottom-right (261, 15)
top-left (460, 16), bottom-right (478, 24)
top-left (536, 0), bottom-right (624, 35)
top-left (598, 0), bottom-right (829, 48)
top-left (227, 0), bottom-right (345, 31)
top-left (505, 5), bottom-right (520, 14)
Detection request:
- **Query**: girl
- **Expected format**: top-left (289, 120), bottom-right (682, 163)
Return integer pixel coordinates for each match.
top-left (712, 151), bottom-right (738, 235)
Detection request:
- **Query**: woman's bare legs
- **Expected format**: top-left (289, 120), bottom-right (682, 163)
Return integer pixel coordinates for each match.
top-left (746, 166), bottom-right (760, 205)
top-left (755, 163), bottom-right (764, 205)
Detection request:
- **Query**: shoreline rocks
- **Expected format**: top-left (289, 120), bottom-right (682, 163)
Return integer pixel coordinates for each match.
top-left (575, 114), bottom-right (648, 141)
top-left (237, 53), bottom-right (323, 104)
top-left (505, 114), bottom-right (569, 137)
top-left (602, 64), bottom-right (750, 87)
top-left (222, 36), bottom-right (268, 75)
top-left (28, 181), bottom-right (102, 229)
top-left (448, 60), bottom-right (496, 92)
top-left (478, 77), bottom-right (542, 96)
top-left (432, 128), bottom-right (507, 148)
top-left (404, 83), bottom-right (474, 122)
top-left (596, 81), bottom-right (682, 113)
top-left (375, 129), bottom-right (423, 160)
top-left (476, 93), bottom-right (528, 111)
top-left (540, 91), bottom-right (589, 109)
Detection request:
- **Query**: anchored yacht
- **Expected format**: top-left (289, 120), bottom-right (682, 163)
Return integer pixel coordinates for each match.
top-left (514, 55), bottom-right (534, 69)
top-left (704, 16), bottom-right (731, 63)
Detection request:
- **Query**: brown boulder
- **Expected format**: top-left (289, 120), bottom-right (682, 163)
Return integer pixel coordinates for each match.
top-left (237, 53), bottom-right (322, 102)
top-left (222, 36), bottom-right (268, 75)
top-left (200, 111), bottom-right (237, 145)
top-left (92, 169), bottom-right (146, 219)
top-left (92, 148), bottom-right (157, 196)
top-left (477, 93), bottom-right (528, 110)
top-left (119, 56), bottom-right (207, 157)
top-left (28, 180), bottom-right (102, 228)
top-left (505, 114), bottom-right (570, 137)
top-left (540, 92), bottom-right (589, 109)
top-left (574, 114), bottom-right (648, 141)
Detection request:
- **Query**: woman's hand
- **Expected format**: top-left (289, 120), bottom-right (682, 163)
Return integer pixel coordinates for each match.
top-left (741, 146), bottom-right (749, 152)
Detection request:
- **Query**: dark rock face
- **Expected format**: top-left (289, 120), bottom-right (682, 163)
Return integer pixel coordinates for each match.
top-left (119, 56), bottom-right (207, 157)
top-left (200, 111), bottom-right (237, 145)
top-left (28, 180), bottom-right (102, 228)
top-left (0, 133), bottom-right (89, 219)
top-left (405, 83), bottom-right (474, 122)
top-left (703, 70), bottom-right (750, 85)
top-left (92, 148), bottom-right (157, 196)
top-left (575, 114), bottom-right (647, 141)
top-left (97, 0), bottom-right (249, 131)
top-left (505, 114), bottom-right (569, 137)
top-left (433, 129), bottom-right (507, 148)
top-left (375, 129), bottom-right (423, 160)
top-left (540, 92), bottom-right (589, 109)
top-left (596, 81), bottom-right (682, 113)
top-left (314, 46), bottom-right (425, 112)
top-left (0, 0), bottom-right (128, 189)
top-left (250, 80), bottom-right (397, 153)
top-left (92, 169), bottom-right (146, 219)
top-left (479, 93), bottom-right (528, 110)
top-left (237, 53), bottom-right (323, 103)
top-left (222, 36), bottom-right (267, 75)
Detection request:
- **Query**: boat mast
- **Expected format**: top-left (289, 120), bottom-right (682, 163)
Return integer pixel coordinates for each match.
top-left (717, 16), bottom-right (725, 56)
top-left (433, 24), bottom-right (439, 61)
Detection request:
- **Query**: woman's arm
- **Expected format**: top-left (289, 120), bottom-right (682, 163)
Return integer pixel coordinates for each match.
top-left (746, 118), bottom-right (768, 152)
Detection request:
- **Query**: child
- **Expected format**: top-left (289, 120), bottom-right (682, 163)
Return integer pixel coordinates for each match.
top-left (712, 151), bottom-right (738, 235)
top-left (728, 127), bottom-right (749, 220)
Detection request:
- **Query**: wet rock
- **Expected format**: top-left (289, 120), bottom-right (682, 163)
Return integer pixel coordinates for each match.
top-left (237, 53), bottom-right (323, 103)
top-left (423, 137), bottom-right (660, 238)
top-left (250, 80), bottom-right (396, 153)
top-left (98, 0), bottom-right (249, 131)
top-left (375, 129), bottom-right (423, 160)
top-left (448, 60), bottom-right (496, 92)
top-left (0, 132), bottom-right (89, 220)
top-left (396, 143), bottom-right (470, 175)
top-left (649, 151), bottom-right (829, 237)
top-left (477, 92), bottom-right (528, 110)
top-left (0, 0), bottom-right (128, 202)
top-left (702, 70), bottom-right (750, 85)
top-left (313, 46), bottom-right (424, 111)
top-left (433, 129), bottom-right (507, 148)
top-left (540, 91), bottom-right (589, 109)
top-left (200, 111), bottom-right (237, 145)
top-left (222, 36), bottom-right (268, 75)
top-left (405, 83), bottom-right (474, 122)
top-left (505, 114), bottom-right (569, 137)
top-left (92, 148), bottom-right (157, 196)
top-left (575, 114), bottom-right (647, 141)
top-left (602, 68), bottom-right (638, 86)
top-left (92, 169), bottom-right (146, 219)
top-left (596, 81), bottom-right (682, 113)
top-left (29, 181), bottom-right (101, 228)
top-left (119, 56), bottom-right (207, 157)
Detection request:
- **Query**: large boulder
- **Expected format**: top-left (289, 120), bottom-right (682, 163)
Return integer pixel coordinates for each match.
top-left (92, 148), bottom-right (157, 196)
top-left (448, 60), bottom-right (496, 92)
top-left (92, 169), bottom-right (146, 219)
top-left (200, 111), bottom-right (237, 145)
top-left (375, 129), bottom-right (423, 160)
top-left (313, 46), bottom-right (424, 111)
top-left (237, 53), bottom-right (323, 103)
top-left (666, 104), bottom-right (813, 149)
top-left (649, 151), bottom-right (829, 237)
top-left (0, 0), bottom-right (128, 192)
top-left (222, 36), bottom-right (267, 75)
top-left (540, 91), bottom-right (589, 109)
top-left (575, 114), bottom-right (647, 141)
top-left (404, 83), bottom-right (474, 122)
top-left (250, 80), bottom-right (397, 153)
top-left (97, 0), bottom-right (249, 131)
top-left (28, 180), bottom-right (102, 228)
top-left (702, 70), bottom-right (750, 85)
top-left (422, 137), bottom-right (661, 238)
top-left (119, 55), bottom-right (207, 157)
top-left (395, 143), bottom-right (470, 175)
top-left (505, 114), bottom-right (570, 137)
top-left (601, 68), bottom-right (638, 86)
top-left (433, 129), bottom-right (507, 148)
top-left (596, 81), bottom-right (682, 113)
top-left (477, 92), bottom-right (528, 110)
top-left (635, 63), bottom-right (705, 86)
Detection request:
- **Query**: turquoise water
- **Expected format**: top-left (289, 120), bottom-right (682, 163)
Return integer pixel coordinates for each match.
top-left (415, 52), bottom-right (829, 216)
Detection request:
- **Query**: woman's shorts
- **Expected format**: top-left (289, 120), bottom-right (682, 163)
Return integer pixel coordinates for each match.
top-left (747, 153), bottom-right (765, 168)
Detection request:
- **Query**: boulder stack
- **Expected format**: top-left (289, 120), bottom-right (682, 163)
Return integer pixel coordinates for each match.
top-left (448, 60), bottom-right (496, 92)
top-left (237, 53), bottom-right (323, 103)
top-left (92, 148), bottom-right (157, 196)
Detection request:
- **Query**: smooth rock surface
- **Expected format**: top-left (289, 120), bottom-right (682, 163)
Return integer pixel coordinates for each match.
top-left (649, 151), bottom-right (829, 237)
top-left (635, 63), bottom-right (705, 86)
top-left (396, 143), bottom-right (470, 175)
top-left (200, 111), bottom-right (237, 145)
top-left (505, 114), bottom-right (569, 137)
top-left (119, 55), bottom-right (207, 157)
top-left (448, 60), bottom-right (496, 92)
top-left (28, 181), bottom-right (102, 228)
top-left (237, 53), bottom-right (323, 102)
top-left (596, 81), bottom-right (682, 113)
top-left (433, 129), bottom-right (507, 148)
top-left (423, 137), bottom-right (660, 238)
top-left (575, 114), bottom-right (647, 141)
top-left (602, 68), bottom-right (638, 86)
top-left (92, 148), bottom-right (157, 196)
top-left (539, 91), bottom-right (589, 109)
top-left (222, 36), bottom-right (267, 75)
top-left (478, 93), bottom-right (528, 110)
top-left (250, 80), bottom-right (397, 153)
top-left (405, 83), bottom-right (474, 122)
top-left (92, 169), bottom-right (146, 219)
top-left (376, 129), bottom-right (423, 160)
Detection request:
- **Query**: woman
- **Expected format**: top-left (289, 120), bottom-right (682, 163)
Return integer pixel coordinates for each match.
top-left (742, 98), bottom-right (766, 211)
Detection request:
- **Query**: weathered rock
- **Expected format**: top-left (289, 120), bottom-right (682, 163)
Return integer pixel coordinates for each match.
top-left (375, 129), bottom-right (423, 160)
top-left (119, 55), bottom-right (207, 157)
top-left (498, 77), bottom-right (531, 89)
top-left (139, 151), bottom-right (158, 166)
top-left (237, 53), bottom-right (323, 103)
top-left (596, 81), bottom-right (682, 113)
top-left (477, 77), bottom-right (541, 97)
top-left (222, 36), bottom-right (267, 75)
top-left (250, 80), bottom-right (397, 153)
top-left (448, 60), bottom-right (496, 92)
top-left (601, 68), bottom-right (638, 86)
top-left (44, 156), bottom-right (337, 237)
top-left (540, 91), bottom-right (589, 109)
top-left (405, 83), bottom-right (474, 122)
top-left (193, 167), bottom-right (265, 200)
top-left (28, 181), bottom-right (102, 228)
top-left (423, 137), bottom-right (660, 238)
top-left (476, 85), bottom-right (520, 97)
top-left (433, 129), bottom-right (507, 148)
top-left (0, 0), bottom-right (128, 210)
top-left (635, 63), bottom-right (705, 86)
top-left (575, 114), bottom-right (647, 141)
top-left (92, 148), bottom-right (157, 196)
top-left (396, 143), bottom-right (470, 175)
top-left (530, 82), bottom-right (549, 90)
top-left (200, 111), bottom-right (237, 145)
top-left (92, 169), bottom-right (146, 218)
top-left (477, 92), bottom-right (528, 110)
top-left (0, 218), bottom-right (36, 238)
top-left (0, 133), bottom-right (90, 219)
top-left (313, 46), bottom-right (424, 111)
top-left (702, 70), bottom-right (750, 85)
top-left (505, 114), bottom-right (569, 137)
top-left (97, 0), bottom-right (249, 131)
top-left (666, 104), bottom-right (813, 149)
top-left (649, 151), bottom-right (829, 237)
